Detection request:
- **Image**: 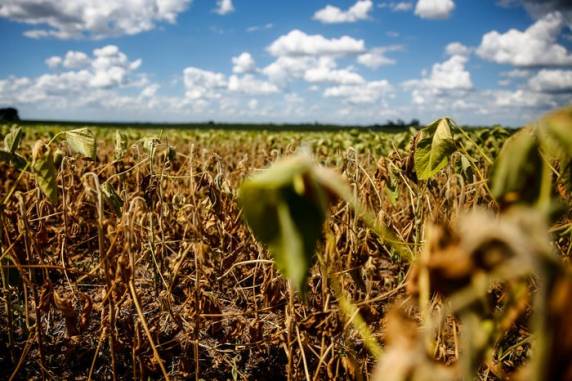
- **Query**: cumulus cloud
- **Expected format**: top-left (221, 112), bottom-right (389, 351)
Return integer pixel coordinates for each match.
top-left (357, 46), bottom-right (402, 68)
top-left (262, 55), bottom-right (365, 87)
top-left (313, 0), bottom-right (373, 24)
top-left (0, 0), bottom-right (191, 39)
top-left (445, 42), bottom-right (471, 57)
top-left (232, 52), bottom-right (256, 74)
top-left (414, 0), bottom-right (455, 19)
top-left (215, 0), bottom-right (234, 15)
top-left (183, 67), bottom-right (227, 100)
top-left (45, 56), bottom-right (62, 68)
top-left (303, 58), bottom-right (365, 85)
top-left (477, 12), bottom-right (572, 66)
top-left (324, 80), bottom-right (393, 104)
top-left (404, 52), bottom-right (472, 105)
top-left (528, 69), bottom-right (572, 93)
top-left (227, 75), bottom-right (279, 94)
top-left (267, 30), bottom-right (365, 57)
top-left (491, 89), bottom-right (558, 109)
top-left (62, 51), bottom-right (90, 69)
top-left (0, 45), bottom-right (150, 109)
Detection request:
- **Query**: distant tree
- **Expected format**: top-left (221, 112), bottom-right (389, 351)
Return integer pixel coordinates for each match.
top-left (0, 107), bottom-right (20, 122)
top-left (410, 119), bottom-right (420, 127)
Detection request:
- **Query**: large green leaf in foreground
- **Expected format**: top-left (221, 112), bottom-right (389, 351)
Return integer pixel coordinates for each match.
top-left (537, 106), bottom-right (572, 158)
top-left (238, 155), bottom-right (332, 291)
top-left (414, 118), bottom-right (457, 180)
top-left (490, 128), bottom-right (542, 206)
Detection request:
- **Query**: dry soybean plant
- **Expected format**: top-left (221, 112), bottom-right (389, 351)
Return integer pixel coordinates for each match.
top-left (0, 107), bottom-right (570, 380)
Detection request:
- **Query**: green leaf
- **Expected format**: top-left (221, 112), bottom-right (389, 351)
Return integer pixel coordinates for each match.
top-left (490, 128), bottom-right (543, 206)
top-left (414, 118), bottom-right (457, 180)
top-left (101, 182), bottom-right (123, 216)
top-left (66, 128), bottom-right (96, 160)
top-left (32, 142), bottom-right (59, 204)
top-left (114, 130), bottom-right (128, 161)
top-left (4, 126), bottom-right (23, 153)
top-left (238, 155), bottom-right (329, 291)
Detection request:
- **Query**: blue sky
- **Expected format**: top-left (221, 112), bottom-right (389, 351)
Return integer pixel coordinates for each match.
top-left (0, 0), bottom-right (571, 126)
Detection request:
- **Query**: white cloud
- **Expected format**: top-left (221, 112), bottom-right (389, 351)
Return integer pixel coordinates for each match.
top-left (313, 0), bottom-right (373, 24)
top-left (304, 58), bottom-right (365, 85)
top-left (45, 56), bottom-right (62, 68)
top-left (426, 54), bottom-right (472, 90)
top-left (215, 0), bottom-right (234, 15)
top-left (267, 30), bottom-right (365, 57)
top-left (414, 0), bottom-right (455, 19)
top-left (0, 0), bottom-right (191, 39)
top-left (262, 56), bottom-right (315, 84)
top-left (491, 89), bottom-right (558, 109)
top-left (262, 55), bottom-right (364, 86)
top-left (324, 80), bottom-right (393, 104)
top-left (528, 69), bottom-right (572, 93)
top-left (404, 53), bottom-right (472, 105)
top-left (357, 46), bottom-right (401, 68)
top-left (90, 45), bottom-right (142, 88)
top-left (379, 2), bottom-right (414, 12)
top-left (0, 46), bottom-right (149, 109)
top-left (62, 51), bottom-right (90, 69)
top-left (445, 42), bottom-right (471, 57)
top-left (232, 52), bottom-right (256, 74)
top-left (477, 12), bottom-right (572, 66)
top-left (227, 75), bottom-right (279, 94)
top-left (183, 67), bottom-right (227, 100)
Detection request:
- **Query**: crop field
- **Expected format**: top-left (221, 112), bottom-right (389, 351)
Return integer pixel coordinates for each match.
top-left (0, 108), bottom-right (571, 380)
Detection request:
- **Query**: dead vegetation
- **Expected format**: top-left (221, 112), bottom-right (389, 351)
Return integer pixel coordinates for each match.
top-left (0, 113), bottom-right (570, 380)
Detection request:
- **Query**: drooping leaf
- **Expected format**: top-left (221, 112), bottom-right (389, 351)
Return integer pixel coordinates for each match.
top-left (238, 155), bottom-right (330, 291)
top-left (490, 128), bottom-right (542, 206)
top-left (32, 141), bottom-right (59, 204)
top-left (101, 182), bottom-right (123, 216)
top-left (66, 128), bottom-right (96, 160)
top-left (455, 153), bottom-right (474, 181)
top-left (4, 126), bottom-right (23, 153)
top-left (414, 118), bottom-right (457, 180)
top-left (114, 130), bottom-right (128, 161)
